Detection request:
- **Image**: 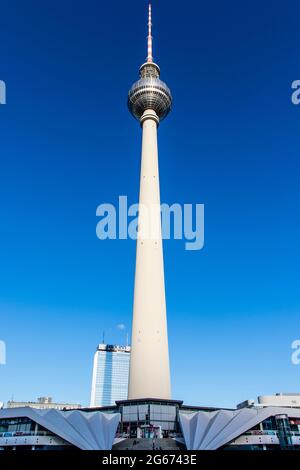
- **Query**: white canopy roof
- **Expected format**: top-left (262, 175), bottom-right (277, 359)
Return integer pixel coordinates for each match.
top-left (0, 407), bottom-right (120, 450)
top-left (180, 406), bottom-right (300, 450)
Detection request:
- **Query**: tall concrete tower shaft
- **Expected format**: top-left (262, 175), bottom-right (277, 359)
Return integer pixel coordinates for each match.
top-left (127, 3), bottom-right (172, 400)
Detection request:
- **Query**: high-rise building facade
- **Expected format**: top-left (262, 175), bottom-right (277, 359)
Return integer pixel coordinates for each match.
top-left (90, 344), bottom-right (131, 407)
top-left (127, 2), bottom-right (172, 400)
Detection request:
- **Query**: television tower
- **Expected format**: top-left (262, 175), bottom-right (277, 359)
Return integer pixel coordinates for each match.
top-left (127, 3), bottom-right (172, 399)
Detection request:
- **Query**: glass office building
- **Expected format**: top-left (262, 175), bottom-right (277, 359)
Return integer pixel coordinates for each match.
top-left (90, 344), bottom-right (131, 407)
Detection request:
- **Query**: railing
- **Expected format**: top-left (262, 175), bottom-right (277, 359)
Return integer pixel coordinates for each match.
top-left (243, 430), bottom-right (300, 437)
top-left (243, 430), bottom-right (277, 436)
top-left (0, 431), bottom-right (52, 438)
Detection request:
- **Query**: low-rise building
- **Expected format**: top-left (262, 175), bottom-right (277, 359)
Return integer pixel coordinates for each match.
top-left (6, 397), bottom-right (81, 411)
top-left (1, 395), bottom-right (300, 451)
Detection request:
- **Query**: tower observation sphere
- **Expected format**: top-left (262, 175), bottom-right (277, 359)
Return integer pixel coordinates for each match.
top-left (128, 62), bottom-right (172, 122)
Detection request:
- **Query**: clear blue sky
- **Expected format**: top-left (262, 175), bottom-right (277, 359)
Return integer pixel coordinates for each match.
top-left (0, 0), bottom-right (299, 408)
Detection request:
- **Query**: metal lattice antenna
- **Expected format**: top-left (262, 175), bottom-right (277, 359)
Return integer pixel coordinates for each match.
top-left (147, 3), bottom-right (153, 63)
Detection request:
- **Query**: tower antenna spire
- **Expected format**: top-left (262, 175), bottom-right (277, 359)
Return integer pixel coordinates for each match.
top-left (147, 2), bottom-right (153, 63)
